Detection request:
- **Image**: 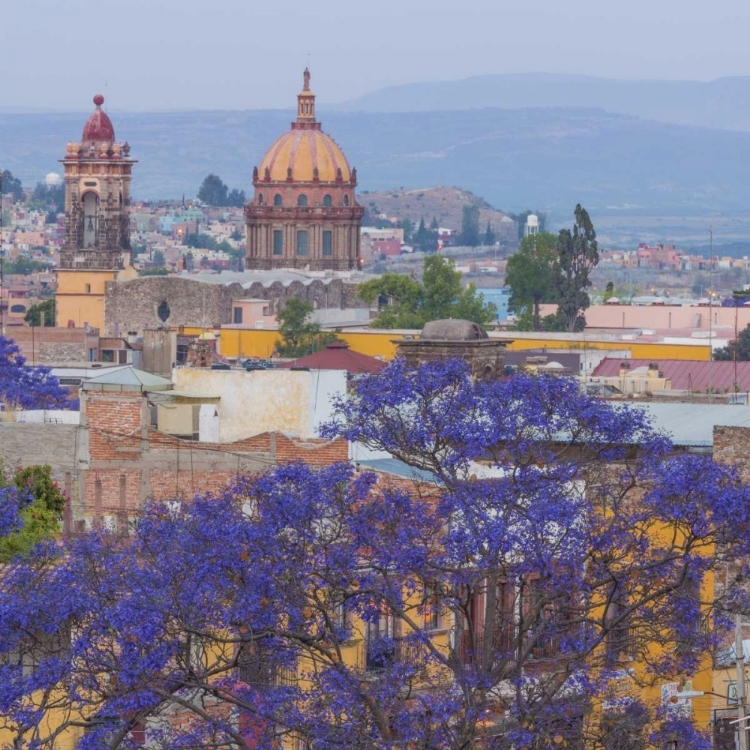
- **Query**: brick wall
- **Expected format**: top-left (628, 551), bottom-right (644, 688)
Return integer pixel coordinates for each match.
top-left (85, 392), bottom-right (144, 461)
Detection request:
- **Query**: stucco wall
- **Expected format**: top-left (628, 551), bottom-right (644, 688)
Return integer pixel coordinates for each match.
top-left (0, 424), bottom-right (79, 476)
top-left (172, 368), bottom-right (345, 442)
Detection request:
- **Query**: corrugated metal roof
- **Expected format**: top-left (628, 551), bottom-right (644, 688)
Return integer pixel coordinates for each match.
top-left (356, 458), bottom-right (437, 483)
top-left (629, 402), bottom-right (750, 446)
top-left (592, 358), bottom-right (750, 392)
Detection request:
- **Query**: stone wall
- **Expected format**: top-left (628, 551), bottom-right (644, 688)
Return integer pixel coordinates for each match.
top-left (103, 276), bottom-right (366, 336)
top-left (8, 327), bottom-right (96, 364)
top-left (0, 424), bottom-right (79, 477)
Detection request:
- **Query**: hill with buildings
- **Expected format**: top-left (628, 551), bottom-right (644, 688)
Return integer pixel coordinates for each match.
top-left (3, 106), bottom-right (750, 222)
top-left (337, 73), bottom-right (750, 132)
top-left (360, 186), bottom-right (510, 231)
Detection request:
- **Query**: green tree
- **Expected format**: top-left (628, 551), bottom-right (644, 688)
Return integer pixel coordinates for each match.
top-left (0, 464), bottom-right (66, 563)
top-left (0, 170), bottom-right (24, 202)
top-left (714, 323), bottom-right (750, 361)
top-left (484, 221), bottom-right (496, 246)
top-left (554, 204), bottom-right (599, 332)
top-left (505, 232), bottom-right (558, 330)
top-left (24, 299), bottom-right (55, 327)
top-left (602, 280), bottom-right (615, 302)
top-left (400, 217), bottom-right (414, 243)
top-left (185, 233), bottom-right (217, 250)
top-left (358, 256), bottom-right (496, 329)
top-left (413, 217), bottom-right (438, 253)
top-left (4, 256), bottom-right (47, 275)
top-left (276, 297), bottom-right (338, 358)
top-left (197, 174), bottom-right (229, 206)
top-left (139, 267), bottom-right (169, 277)
top-left (152, 249), bottom-right (166, 267)
top-left (459, 204), bottom-right (480, 246)
top-left (226, 188), bottom-right (246, 208)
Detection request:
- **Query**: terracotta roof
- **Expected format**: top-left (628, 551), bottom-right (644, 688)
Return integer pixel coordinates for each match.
top-left (592, 357), bottom-right (750, 392)
top-left (82, 94), bottom-right (115, 141)
top-left (278, 341), bottom-right (386, 375)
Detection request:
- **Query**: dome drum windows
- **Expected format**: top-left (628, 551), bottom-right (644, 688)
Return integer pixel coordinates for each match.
top-left (297, 194), bottom-right (308, 207)
top-left (323, 194), bottom-right (333, 208)
top-left (273, 194), bottom-right (283, 207)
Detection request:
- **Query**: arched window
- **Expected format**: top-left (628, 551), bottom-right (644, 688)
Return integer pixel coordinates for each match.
top-left (342, 195), bottom-right (350, 207)
top-left (297, 194), bottom-right (308, 207)
top-left (323, 194), bottom-right (333, 208)
top-left (82, 191), bottom-right (99, 247)
top-left (257, 194), bottom-right (264, 206)
top-left (273, 194), bottom-right (283, 206)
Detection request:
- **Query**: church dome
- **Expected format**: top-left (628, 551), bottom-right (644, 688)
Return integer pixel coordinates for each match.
top-left (258, 129), bottom-right (351, 183)
top-left (255, 69), bottom-right (353, 185)
top-left (82, 94), bottom-right (115, 142)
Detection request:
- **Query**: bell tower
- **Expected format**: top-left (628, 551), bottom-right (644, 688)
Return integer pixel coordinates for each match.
top-left (56, 94), bottom-right (137, 329)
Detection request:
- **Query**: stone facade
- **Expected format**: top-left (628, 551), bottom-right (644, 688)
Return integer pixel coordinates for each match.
top-left (58, 95), bottom-right (135, 272)
top-left (245, 70), bottom-right (364, 271)
top-left (396, 319), bottom-right (510, 379)
top-left (103, 275), bottom-right (366, 336)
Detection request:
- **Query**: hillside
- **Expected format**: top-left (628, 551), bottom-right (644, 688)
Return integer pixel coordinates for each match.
top-left (337, 73), bottom-right (750, 132)
top-left (3, 106), bottom-right (750, 221)
top-left (359, 186), bottom-right (508, 230)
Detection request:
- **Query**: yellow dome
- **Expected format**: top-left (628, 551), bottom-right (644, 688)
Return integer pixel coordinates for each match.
top-left (258, 127), bottom-right (352, 184)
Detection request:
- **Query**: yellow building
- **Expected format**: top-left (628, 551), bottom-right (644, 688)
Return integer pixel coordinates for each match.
top-left (55, 94), bottom-right (137, 331)
top-left (179, 325), bottom-right (711, 364)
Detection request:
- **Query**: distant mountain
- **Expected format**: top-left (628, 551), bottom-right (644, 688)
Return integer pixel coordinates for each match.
top-left (337, 73), bottom-right (750, 132)
top-left (2, 106), bottom-right (750, 216)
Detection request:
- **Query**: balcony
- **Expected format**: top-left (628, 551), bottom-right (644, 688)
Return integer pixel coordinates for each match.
top-left (238, 648), bottom-right (296, 688)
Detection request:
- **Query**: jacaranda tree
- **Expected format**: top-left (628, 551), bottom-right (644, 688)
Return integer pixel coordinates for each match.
top-left (0, 360), bottom-right (748, 749)
top-left (0, 335), bottom-right (72, 410)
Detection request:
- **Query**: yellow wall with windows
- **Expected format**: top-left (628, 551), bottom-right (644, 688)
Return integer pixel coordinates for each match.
top-left (56, 270), bottom-right (115, 331)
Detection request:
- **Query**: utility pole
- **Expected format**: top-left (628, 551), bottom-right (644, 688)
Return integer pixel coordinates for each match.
top-left (737, 613), bottom-right (748, 750)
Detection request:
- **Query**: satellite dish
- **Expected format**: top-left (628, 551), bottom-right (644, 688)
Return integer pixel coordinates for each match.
top-left (45, 173), bottom-right (62, 187)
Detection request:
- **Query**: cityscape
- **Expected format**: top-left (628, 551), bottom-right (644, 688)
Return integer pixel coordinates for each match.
top-left (4, 2), bottom-right (750, 748)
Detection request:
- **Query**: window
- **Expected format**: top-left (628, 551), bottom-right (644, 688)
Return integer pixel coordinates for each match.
top-left (233, 307), bottom-right (243, 324)
top-left (10, 304), bottom-right (25, 314)
top-left (273, 230), bottom-right (283, 255)
top-left (273, 194), bottom-right (283, 206)
top-left (322, 230), bottom-right (332, 256)
top-left (323, 194), bottom-right (332, 207)
top-left (423, 583), bottom-right (441, 630)
top-left (85, 284), bottom-right (91, 294)
top-left (366, 614), bottom-right (396, 672)
top-left (101, 350), bottom-right (115, 363)
top-left (605, 588), bottom-right (634, 663)
top-left (297, 194), bottom-right (308, 207)
top-left (342, 195), bottom-right (350, 207)
top-left (296, 230), bottom-right (308, 256)
top-left (257, 194), bottom-right (264, 205)
top-left (157, 301), bottom-right (170, 322)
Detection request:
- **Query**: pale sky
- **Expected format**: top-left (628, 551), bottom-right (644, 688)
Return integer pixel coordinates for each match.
top-left (4, 0), bottom-right (750, 111)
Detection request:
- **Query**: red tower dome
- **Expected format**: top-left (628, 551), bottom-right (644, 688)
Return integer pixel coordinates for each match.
top-left (82, 94), bottom-right (115, 142)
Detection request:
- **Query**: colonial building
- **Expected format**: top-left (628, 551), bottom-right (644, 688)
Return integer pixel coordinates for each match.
top-left (56, 95), bottom-right (138, 330)
top-left (245, 70), bottom-right (364, 271)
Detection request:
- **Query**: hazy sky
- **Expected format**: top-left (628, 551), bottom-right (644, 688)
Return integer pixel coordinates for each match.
top-left (4, 0), bottom-right (750, 111)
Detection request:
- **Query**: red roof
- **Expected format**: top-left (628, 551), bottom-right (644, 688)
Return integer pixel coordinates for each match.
top-left (82, 94), bottom-right (115, 141)
top-left (278, 341), bottom-right (386, 375)
top-left (591, 357), bottom-right (750, 392)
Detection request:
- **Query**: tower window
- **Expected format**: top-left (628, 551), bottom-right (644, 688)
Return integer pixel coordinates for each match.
top-left (323, 194), bottom-right (332, 207)
top-left (297, 194), bottom-right (308, 207)
top-left (322, 230), bottom-right (332, 256)
top-left (273, 230), bottom-right (283, 255)
top-left (342, 195), bottom-right (350, 207)
top-left (296, 231), bottom-right (309, 256)
top-left (258, 194), bottom-right (264, 206)
top-left (157, 301), bottom-right (171, 322)
top-left (273, 194), bottom-right (283, 207)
